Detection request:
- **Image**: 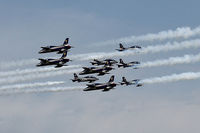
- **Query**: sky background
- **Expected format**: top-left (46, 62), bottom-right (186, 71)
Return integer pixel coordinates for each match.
top-left (0, 0), bottom-right (200, 133)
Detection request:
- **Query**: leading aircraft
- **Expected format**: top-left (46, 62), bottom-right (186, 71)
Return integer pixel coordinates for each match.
top-left (71, 73), bottom-right (99, 83)
top-left (39, 38), bottom-right (73, 54)
top-left (36, 51), bottom-right (71, 68)
top-left (117, 59), bottom-right (140, 68)
top-left (116, 43), bottom-right (141, 51)
top-left (79, 65), bottom-right (114, 76)
top-left (90, 59), bottom-right (118, 66)
top-left (84, 75), bottom-right (118, 91)
top-left (119, 77), bottom-right (142, 87)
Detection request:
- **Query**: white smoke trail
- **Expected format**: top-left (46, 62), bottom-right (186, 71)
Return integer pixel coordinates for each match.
top-left (0, 68), bottom-right (82, 85)
top-left (80, 39), bottom-right (200, 60)
top-left (0, 81), bottom-right (65, 91)
top-left (1, 39), bottom-right (200, 69)
top-left (0, 65), bottom-right (81, 78)
top-left (93, 26), bottom-right (200, 46)
top-left (0, 58), bottom-right (38, 70)
top-left (141, 53), bottom-right (200, 68)
top-left (141, 72), bottom-right (200, 84)
top-left (3, 53), bottom-right (197, 84)
top-left (0, 86), bottom-right (84, 95)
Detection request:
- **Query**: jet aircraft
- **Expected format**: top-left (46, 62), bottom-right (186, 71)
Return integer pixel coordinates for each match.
top-left (36, 51), bottom-right (71, 68)
top-left (39, 38), bottom-right (73, 54)
top-left (79, 66), bottom-right (114, 76)
top-left (119, 77), bottom-right (142, 87)
top-left (116, 43), bottom-right (141, 51)
top-left (117, 59), bottom-right (140, 68)
top-left (90, 59), bottom-right (118, 66)
top-left (84, 75), bottom-right (118, 91)
top-left (71, 73), bottom-right (99, 83)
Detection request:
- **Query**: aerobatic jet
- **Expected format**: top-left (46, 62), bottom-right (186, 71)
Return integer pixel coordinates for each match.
top-left (71, 73), bottom-right (99, 83)
top-left (84, 75), bottom-right (118, 91)
top-left (36, 51), bottom-right (71, 68)
top-left (117, 59), bottom-right (140, 68)
top-left (79, 66), bottom-right (114, 76)
top-left (119, 77), bottom-right (142, 87)
top-left (90, 59), bottom-right (118, 66)
top-left (116, 43), bottom-right (141, 51)
top-left (39, 38), bottom-right (73, 54)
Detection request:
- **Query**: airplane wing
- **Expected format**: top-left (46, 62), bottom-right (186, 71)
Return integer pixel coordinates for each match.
top-left (84, 76), bottom-right (91, 78)
top-left (102, 85), bottom-right (114, 92)
top-left (130, 46), bottom-right (142, 49)
top-left (87, 83), bottom-right (101, 86)
top-left (41, 46), bottom-right (55, 49)
top-left (38, 58), bottom-right (46, 61)
top-left (86, 84), bottom-right (96, 88)
top-left (93, 59), bottom-right (101, 63)
top-left (102, 89), bottom-right (110, 92)
top-left (115, 49), bottom-right (120, 51)
top-left (84, 76), bottom-right (96, 78)
top-left (118, 81), bottom-right (125, 85)
top-left (57, 49), bottom-right (69, 54)
top-left (82, 67), bottom-right (91, 71)
top-left (132, 79), bottom-right (140, 82)
top-left (41, 47), bottom-right (50, 50)
top-left (38, 58), bottom-right (48, 63)
top-left (98, 71), bottom-right (108, 76)
top-left (136, 46), bottom-right (142, 49)
top-left (130, 61), bottom-right (140, 64)
top-left (55, 61), bottom-right (66, 68)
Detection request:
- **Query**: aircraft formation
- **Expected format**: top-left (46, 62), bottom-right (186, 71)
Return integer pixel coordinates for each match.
top-left (37, 38), bottom-right (142, 92)
top-left (37, 38), bottom-right (72, 68)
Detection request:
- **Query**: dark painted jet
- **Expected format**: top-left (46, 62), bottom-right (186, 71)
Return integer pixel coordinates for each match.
top-left (117, 59), bottom-right (140, 68)
top-left (71, 73), bottom-right (99, 83)
top-left (90, 59), bottom-right (118, 66)
top-left (119, 77), bottom-right (142, 87)
top-left (39, 38), bottom-right (73, 54)
top-left (84, 75), bottom-right (118, 92)
top-left (79, 66), bottom-right (114, 76)
top-left (116, 43), bottom-right (141, 51)
top-left (36, 51), bottom-right (71, 68)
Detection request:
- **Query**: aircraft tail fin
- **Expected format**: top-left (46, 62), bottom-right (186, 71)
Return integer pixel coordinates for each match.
top-left (104, 61), bottom-right (111, 66)
top-left (119, 43), bottom-right (124, 49)
top-left (119, 59), bottom-right (124, 64)
top-left (74, 73), bottom-right (78, 79)
top-left (122, 77), bottom-right (127, 83)
top-left (63, 38), bottom-right (69, 45)
top-left (108, 75), bottom-right (115, 83)
top-left (61, 51), bottom-right (67, 59)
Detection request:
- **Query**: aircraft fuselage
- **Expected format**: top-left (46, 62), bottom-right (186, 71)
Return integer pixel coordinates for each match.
top-left (39, 45), bottom-right (71, 54)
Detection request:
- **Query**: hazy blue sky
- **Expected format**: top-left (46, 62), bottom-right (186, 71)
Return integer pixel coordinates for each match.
top-left (0, 0), bottom-right (200, 133)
